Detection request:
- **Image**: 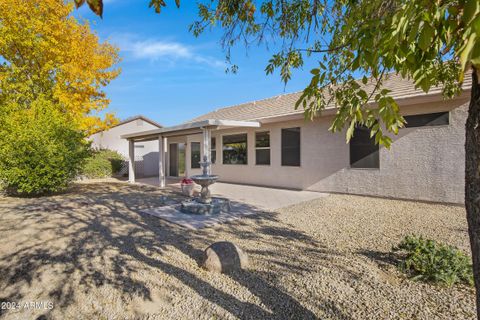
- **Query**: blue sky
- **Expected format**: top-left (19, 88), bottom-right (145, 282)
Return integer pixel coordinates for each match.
top-left (75, 0), bottom-right (317, 126)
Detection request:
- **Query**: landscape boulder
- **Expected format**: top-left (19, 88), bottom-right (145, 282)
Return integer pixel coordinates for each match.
top-left (201, 241), bottom-right (249, 273)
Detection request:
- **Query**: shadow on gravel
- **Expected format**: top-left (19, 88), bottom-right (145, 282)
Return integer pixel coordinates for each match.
top-left (357, 249), bottom-right (399, 268)
top-left (0, 182), bottom-right (353, 319)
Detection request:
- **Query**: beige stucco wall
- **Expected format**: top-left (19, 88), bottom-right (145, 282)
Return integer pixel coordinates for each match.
top-left (176, 97), bottom-right (468, 204)
top-left (89, 119), bottom-right (160, 177)
top-left (304, 99), bottom-right (468, 204)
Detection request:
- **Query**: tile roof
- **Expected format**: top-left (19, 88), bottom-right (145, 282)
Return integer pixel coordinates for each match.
top-left (187, 72), bottom-right (472, 123)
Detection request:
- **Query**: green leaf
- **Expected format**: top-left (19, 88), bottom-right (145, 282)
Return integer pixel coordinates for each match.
top-left (370, 123), bottom-right (379, 138)
top-left (473, 15), bottom-right (480, 35)
top-left (471, 41), bottom-right (480, 67)
top-left (86, 0), bottom-right (103, 17)
top-left (294, 92), bottom-right (307, 110)
top-left (351, 56), bottom-right (360, 70)
top-left (74, 0), bottom-right (86, 8)
top-left (346, 120), bottom-right (355, 143)
top-left (459, 32), bottom-right (477, 80)
top-left (320, 72), bottom-right (326, 84)
top-left (149, 0), bottom-right (167, 13)
top-left (358, 89), bottom-right (368, 101)
top-left (463, 0), bottom-right (480, 26)
top-left (380, 88), bottom-right (391, 95)
top-left (418, 23), bottom-right (435, 51)
top-left (420, 77), bottom-right (430, 92)
top-left (406, 53), bottom-right (415, 63)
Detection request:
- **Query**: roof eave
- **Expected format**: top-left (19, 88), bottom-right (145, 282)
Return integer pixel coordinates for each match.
top-left (121, 119), bottom-right (261, 140)
top-left (247, 90), bottom-right (472, 124)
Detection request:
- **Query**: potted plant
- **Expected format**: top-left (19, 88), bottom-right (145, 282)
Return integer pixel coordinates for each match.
top-left (180, 178), bottom-right (195, 197)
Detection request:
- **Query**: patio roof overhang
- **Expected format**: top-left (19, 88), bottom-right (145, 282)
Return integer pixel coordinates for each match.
top-left (123, 119), bottom-right (261, 188)
top-left (121, 119), bottom-right (261, 142)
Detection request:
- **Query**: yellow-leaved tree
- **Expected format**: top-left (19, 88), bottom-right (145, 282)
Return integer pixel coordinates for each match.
top-left (0, 0), bottom-right (120, 195)
top-left (0, 0), bottom-right (120, 134)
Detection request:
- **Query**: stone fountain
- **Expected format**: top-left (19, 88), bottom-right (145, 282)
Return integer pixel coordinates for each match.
top-left (180, 155), bottom-right (230, 215)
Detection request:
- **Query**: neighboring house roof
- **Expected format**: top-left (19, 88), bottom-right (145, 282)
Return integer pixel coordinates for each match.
top-left (113, 115), bottom-right (163, 129)
top-left (187, 72), bottom-right (472, 123)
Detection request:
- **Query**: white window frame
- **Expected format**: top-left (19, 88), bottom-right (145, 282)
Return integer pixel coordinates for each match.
top-left (255, 130), bottom-right (271, 166)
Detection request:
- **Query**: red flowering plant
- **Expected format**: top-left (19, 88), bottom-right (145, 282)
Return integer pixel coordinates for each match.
top-left (181, 178), bottom-right (194, 185)
top-left (180, 177), bottom-right (195, 197)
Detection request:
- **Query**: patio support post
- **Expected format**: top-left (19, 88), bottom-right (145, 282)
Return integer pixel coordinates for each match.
top-left (128, 139), bottom-right (135, 183)
top-left (202, 127), bottom-right (211, 174)
top-left (159, 135), bottom-right (166, 188)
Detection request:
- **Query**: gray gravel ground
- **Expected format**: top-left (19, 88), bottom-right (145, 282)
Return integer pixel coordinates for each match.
top-left (0, 181), bottom-right (474, 319)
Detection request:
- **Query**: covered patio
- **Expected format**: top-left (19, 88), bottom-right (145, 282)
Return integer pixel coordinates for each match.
top-left (122, 118), bottom-right (328, 214)
top-left (121, 119), bottom-right (261, 187)
top-left (136, 176), bottom-right (328, 211)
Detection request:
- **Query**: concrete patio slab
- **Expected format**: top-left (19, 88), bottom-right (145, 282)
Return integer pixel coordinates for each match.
top-left (141, 200), bottom-right (263, 229)
top-left (136, 177), bottom-right (328, 210)
top-left (209, 182), bottom-right (329, 210)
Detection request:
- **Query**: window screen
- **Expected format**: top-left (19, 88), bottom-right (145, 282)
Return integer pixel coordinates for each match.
top-left (350, 126), bottom-right (379, 168)
top-left (255, 131), bottom-right (270, 165)
top-left (404, 112), bottom-right (449, 128)
top-left (281, 127), bottom-right (300, 166)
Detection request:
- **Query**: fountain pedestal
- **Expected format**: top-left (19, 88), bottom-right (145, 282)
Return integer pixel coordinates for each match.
top-left (180, 157), bottom-right (230, 215)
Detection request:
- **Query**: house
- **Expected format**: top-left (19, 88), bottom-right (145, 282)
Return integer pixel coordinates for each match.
top-left (122, 74), bottom-right (472, 204)
top-left (89, 115), bottom-right (162, 177)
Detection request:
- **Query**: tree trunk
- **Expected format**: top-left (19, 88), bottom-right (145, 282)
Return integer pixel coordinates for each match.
top-left (466, 66), bottom-right (480, 319)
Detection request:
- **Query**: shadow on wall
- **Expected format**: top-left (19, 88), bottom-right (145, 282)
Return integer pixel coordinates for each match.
top-left (0, 182), bottom-right (354, 319)
top-left (133, 152), bottom-right (160, 178)
top-left (143, 152), bottom-right (160, 177)
top-left (303, 100), bottom-right (467, 204)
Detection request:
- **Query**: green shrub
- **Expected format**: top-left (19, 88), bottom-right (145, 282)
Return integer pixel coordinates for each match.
top-left (0, 98), bottom-right (90, 196)
top-left (83, 149), bottom-right (124, 179)
top-left (393, 235), bottom-right (473, 287)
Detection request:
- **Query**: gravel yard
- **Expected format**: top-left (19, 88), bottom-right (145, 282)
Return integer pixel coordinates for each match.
top-left (0, 181), bottom-right (475, 319)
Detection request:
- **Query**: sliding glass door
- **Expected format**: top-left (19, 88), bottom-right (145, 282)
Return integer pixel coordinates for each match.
top-left (169, 143), bottom-right (186, 177)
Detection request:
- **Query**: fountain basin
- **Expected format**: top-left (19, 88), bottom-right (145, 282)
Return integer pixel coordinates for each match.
top-left (190, 174), bottom-right (219, 204)
top-left (190, 174), bottom-right (219, 185)
top-left (180, 197), bottom-right (230, 215)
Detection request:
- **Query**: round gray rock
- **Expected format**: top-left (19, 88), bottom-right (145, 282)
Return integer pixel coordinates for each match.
top-left (201, 241), bottom-right (249, 273)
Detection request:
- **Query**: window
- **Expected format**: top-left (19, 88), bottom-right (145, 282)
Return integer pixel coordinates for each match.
top-left (223, 133), bottom-right (247, 165)
top-left (350, 126), bottom-right (379, 169)
top-left (191, 142), bottom-right (200, 168)
top-left (404, 112), bottom-right (449, 128)
top-left (255, 131), bottom-right (270, 165)
top-left (211, 137), bottom-right (216, 164)
top-left (281, 127), bottom-right (300, 166)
